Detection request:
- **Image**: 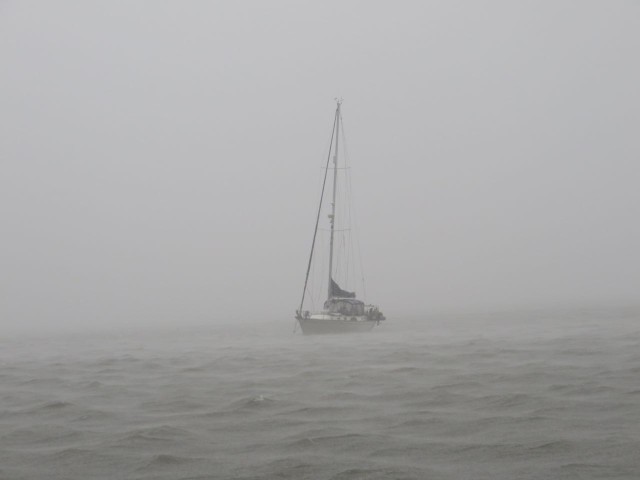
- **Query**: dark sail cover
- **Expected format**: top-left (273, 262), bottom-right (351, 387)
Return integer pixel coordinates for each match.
top-left (330, 278), bottom-right (355, 298)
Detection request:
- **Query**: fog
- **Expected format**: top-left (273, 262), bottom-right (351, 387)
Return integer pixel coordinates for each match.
top-left (1, 1), bottom-right (638, 333)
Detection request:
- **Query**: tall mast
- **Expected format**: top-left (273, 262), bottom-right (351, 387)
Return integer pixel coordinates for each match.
top-left (327, 99), bottom-right (341, 299)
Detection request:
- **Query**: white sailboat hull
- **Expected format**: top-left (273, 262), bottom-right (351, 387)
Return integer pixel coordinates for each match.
top-left (298, 315), bottom-right (379, 335)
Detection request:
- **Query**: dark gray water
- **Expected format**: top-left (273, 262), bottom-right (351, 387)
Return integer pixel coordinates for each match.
top-left (1, 308), bottom-right (639, 479)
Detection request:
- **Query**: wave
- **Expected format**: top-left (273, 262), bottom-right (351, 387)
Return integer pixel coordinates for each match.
top-left (329, 466), bottom-right (435, 480)
top-left (114, 425), bottom-right (195, 446)
top-left (384, 366), bottom-right (426, 374)
top-left (78, 380), bottom-right (104, 389)
top-left (547, 383), bottom-right (615, 396)
top-left (286, 433), bottom-right (378, 452)
top-left (282, 405), bottom-right (357, 416)
top-left (49, 447), bottom-right (94, 461)
top-left (141, 453), bottom-right (195, 468)
top-left (529, 439), bottom-right (574, 453)
top-left (139, 398), bottom-right (206, 413)
top-left (473, 392), bottom-right (535, 409)
top-left (225, 395), bottom-right (277, 412)
top-left (24, 400), bottom-right (77, 413)
top-left (1, 425), bottom-right (82, 445)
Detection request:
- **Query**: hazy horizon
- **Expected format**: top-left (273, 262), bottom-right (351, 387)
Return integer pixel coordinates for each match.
top-left (2, 1), bottom-right (639, 334)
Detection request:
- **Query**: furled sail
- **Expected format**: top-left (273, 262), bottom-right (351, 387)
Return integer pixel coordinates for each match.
top-left (330, 278), bottom-right (356, 298)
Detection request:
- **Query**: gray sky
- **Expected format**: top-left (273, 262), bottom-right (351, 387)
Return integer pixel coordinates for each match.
top-left (1, 1), bottom-right (639, 332)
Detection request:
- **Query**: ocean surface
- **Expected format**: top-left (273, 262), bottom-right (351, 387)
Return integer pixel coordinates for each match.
top-left (1, 308), bottom-right (639, 480)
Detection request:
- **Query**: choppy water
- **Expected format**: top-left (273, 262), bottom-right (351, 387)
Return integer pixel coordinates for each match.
top-left (1, 308), bottom-right (639, 479)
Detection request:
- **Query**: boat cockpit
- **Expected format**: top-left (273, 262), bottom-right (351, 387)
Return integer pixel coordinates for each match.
top-left (323, 298), bottom-right (365, 316)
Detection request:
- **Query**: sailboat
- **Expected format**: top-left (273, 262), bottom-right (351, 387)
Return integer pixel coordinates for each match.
top-left (295, 100), bottom-right (385, 334)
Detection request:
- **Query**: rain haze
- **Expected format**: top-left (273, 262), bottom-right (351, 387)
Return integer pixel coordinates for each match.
top-left (2, 1), bottom-right (638, 333)
top-left (1, 2), bottom-right (640, 479)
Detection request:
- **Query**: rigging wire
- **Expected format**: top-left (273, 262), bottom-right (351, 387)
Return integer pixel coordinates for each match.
top-left (341, 118), bottom-right (353, 293)
top-left (340, 115), bottom-right (367, 303)
top-left (296, 108), bottom-right (338, 331)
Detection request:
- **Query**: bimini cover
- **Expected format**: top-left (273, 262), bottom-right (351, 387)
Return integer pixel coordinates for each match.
top-left (330, 278), bottom-right (355, 298)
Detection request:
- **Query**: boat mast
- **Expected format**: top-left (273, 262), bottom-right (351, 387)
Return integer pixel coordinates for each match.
top-left (327, 99), bottom-right (341, 300)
